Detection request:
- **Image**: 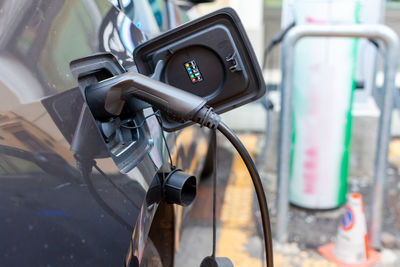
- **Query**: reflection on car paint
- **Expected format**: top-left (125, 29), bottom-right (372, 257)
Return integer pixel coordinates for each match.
top-left (99, 7), bottom-right (146, 66)
top-left (0, 1), bottom-right (151, 265)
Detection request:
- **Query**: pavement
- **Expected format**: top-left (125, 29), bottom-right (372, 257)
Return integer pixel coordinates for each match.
top-left (174, 133), bottom-right (400, 267)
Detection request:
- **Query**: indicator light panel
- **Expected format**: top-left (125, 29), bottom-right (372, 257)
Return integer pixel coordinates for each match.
top-left (184, 60), bottom-right (203, 84)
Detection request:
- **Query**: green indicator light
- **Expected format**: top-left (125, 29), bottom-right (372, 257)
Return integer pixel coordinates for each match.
top-left (190, 74), bottom-right (194, 78)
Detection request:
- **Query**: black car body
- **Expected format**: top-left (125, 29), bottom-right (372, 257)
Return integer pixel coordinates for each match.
top-left (0, 0), bottom-right (210, 266)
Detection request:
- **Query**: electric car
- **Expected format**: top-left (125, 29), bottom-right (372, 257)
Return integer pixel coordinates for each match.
top-left (0, 0), bottom-right (213, 266)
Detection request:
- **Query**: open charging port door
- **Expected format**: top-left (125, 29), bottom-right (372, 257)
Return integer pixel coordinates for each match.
top-left (133, 7), bottom-right (266, 131)
top-left (63, 54), bottom-right (153, 173)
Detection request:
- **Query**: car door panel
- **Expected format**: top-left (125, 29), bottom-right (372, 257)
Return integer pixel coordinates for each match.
top-left (0, 0), bottom-right (210, 265)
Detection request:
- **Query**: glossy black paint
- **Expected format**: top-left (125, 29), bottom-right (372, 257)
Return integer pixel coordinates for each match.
top-left (0, 0), bottom-right (208, 266)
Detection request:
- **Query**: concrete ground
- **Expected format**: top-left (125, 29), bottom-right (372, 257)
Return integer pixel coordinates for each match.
top-left (174, 134), bottom-right (400, 267)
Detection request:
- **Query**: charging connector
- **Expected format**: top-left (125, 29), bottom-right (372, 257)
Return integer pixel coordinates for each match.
top-left (85, 71), bottom-right (207, 122)
top-left (85, 71), bottom-right (222, 130)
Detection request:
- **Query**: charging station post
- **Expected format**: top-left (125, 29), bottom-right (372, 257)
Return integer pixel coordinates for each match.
top-left (276, 24), bottom-right (399, 249)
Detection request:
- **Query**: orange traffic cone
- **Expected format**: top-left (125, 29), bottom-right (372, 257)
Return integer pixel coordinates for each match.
top-left (318, 193), bottom-right (381, 266)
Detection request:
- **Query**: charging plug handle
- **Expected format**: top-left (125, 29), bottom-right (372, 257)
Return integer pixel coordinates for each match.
top-left (85, 71), bottom-right (207, 122)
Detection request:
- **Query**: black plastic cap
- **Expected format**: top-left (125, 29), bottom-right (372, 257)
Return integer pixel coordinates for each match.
top-left (163, 170), bottom-right (197, 206)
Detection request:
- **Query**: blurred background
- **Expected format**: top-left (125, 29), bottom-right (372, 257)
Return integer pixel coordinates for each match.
top-left (175, 0), bottom-right (400, 266)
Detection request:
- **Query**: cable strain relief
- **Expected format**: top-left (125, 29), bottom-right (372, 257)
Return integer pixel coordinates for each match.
top-left (194, 107), bottom-right (221, 129)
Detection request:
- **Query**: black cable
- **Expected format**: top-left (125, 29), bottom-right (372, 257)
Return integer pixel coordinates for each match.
top-left (254, 98), bottom-right (271, 267)
top-left (155, 113), bottom-right (175, 170)
top-left (217, 121), bottom-right (273, 267)
top-left (262, 21), bottom-right (296, 69)
top-left (121, 110), bottom-right (175, 170)
top-left (255, 97), bottom-right (274, 267)
top-left (211, 129), bottom-right (217, 258)
top-left (120, 110), bottom-right (161, 129)
top-left (250, 21), bottom-right (297, 267)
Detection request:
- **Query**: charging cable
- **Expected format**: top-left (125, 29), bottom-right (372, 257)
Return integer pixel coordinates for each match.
top-left (85, 71), bottom-right (274, 267)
